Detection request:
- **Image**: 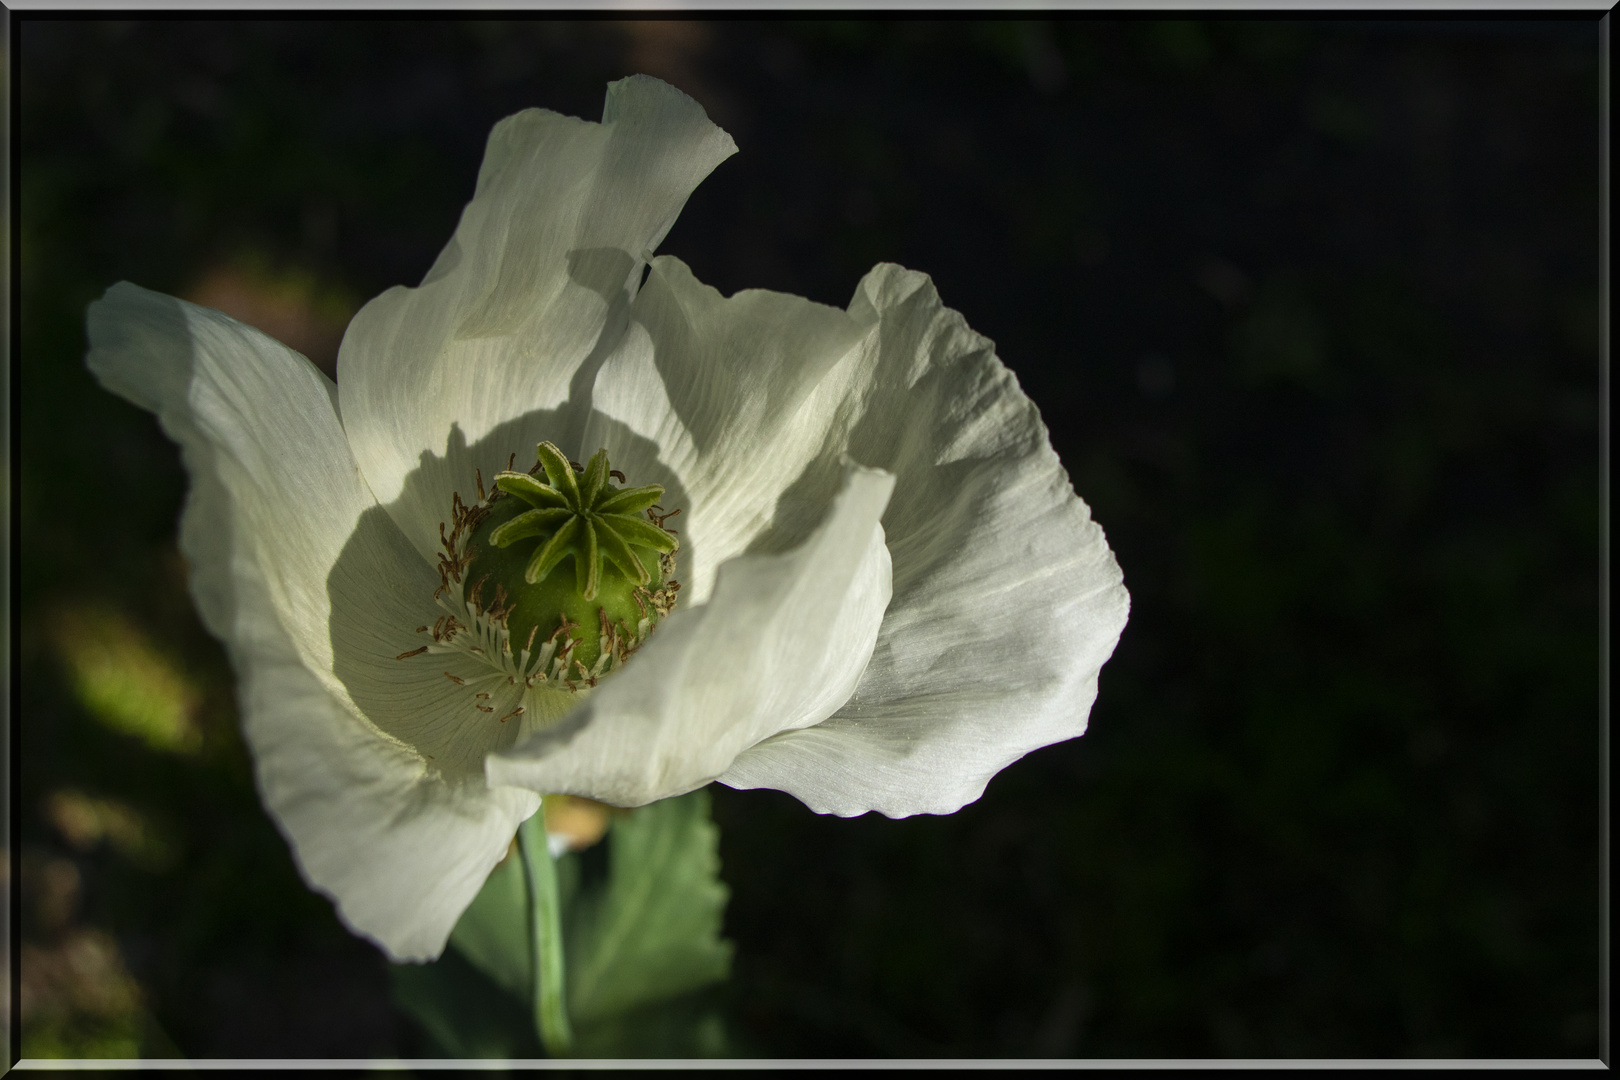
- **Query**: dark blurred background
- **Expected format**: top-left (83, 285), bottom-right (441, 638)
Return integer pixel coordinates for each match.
top-left (17, 18), bottom-right (1600, 1058)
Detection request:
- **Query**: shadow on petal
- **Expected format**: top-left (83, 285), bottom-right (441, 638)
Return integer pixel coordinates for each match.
top-left (326, 408), bottom-right (695, 781)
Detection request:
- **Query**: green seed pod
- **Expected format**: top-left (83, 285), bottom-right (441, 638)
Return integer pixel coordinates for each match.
top-left (459, 443), bottom-right (680, 684)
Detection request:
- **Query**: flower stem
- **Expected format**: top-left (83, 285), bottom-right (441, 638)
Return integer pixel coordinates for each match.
top-left (517, 809), bottom-right (573, 1056)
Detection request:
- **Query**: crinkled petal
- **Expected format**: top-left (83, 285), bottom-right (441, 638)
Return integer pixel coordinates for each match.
top-left (584, 255), bottom-right (875, 603)
top-left (579, 258), bottom-right (1128, 817)
top-left (86, 283), bottom-right (538, 959)
top-left (89, 286), bottom-right (523, 775)
top-left (486, 466), bottom-right (894, 807)
top-left (337, 75), bottom-right (737, 562)
top-left (215, 550), bottom-right (537, 962)
top-left (720, 264), bottom-right (1129, 816)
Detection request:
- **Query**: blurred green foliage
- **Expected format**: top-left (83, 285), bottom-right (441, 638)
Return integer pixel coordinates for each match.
top-left (47, 605), bottom-right (204, 755)
top-left (18, 18), bottom-right (1598, 1058)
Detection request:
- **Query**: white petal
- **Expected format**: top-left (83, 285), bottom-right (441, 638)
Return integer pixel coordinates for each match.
top-left (227, 571), bottom-right (536, 962)
top-left (89, 284), bottom-right (521, 773)
top-left (583, 256), bottom-right (1126, 816)
top-left (337, 75), bottom-right (737, 562)
top-left (585, 255), bottom-right (875, 603)
top-left (86, 283), bottom-right (538, 960)
top-left (486, 466), bottom-right (894, 807)
top-left (718, 264), bottom-right (1130, 817)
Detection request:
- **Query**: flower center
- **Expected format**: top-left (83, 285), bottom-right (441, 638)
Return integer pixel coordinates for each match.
top-left (406, 442), bottom-right (681, 698)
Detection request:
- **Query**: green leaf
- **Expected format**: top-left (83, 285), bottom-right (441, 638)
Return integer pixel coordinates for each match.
top-left (419, 788), bottom-right (733, 1056)
top-left (444, 839), bottom-right (588, 1005)
top-left (445, 844), bottom-right (533, 1002)
top-left (565, 788), bottom-right (734, 1026)
top-left (390, 944), bottom-right (542, 1058)
top-left (570, 988), bottom-right (739, 1058)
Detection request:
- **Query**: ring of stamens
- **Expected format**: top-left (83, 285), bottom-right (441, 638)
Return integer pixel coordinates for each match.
top-left (396, 444), bottom-right (682, 726)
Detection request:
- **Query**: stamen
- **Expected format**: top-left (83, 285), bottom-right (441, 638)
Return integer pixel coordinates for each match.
top-left (396, 646), bottom-right (428, 659)
top-left (415, 450), bottom-right (682, 700)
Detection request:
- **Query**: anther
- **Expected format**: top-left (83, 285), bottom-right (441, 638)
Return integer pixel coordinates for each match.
top-left (444, 672), bottom-right (465, 685)
top-left (396, 646), bottom-right (428, 660)
top-left (429, 445), bottom-right (682, 692)
top-left (548, 615), bottom-right (577, 645)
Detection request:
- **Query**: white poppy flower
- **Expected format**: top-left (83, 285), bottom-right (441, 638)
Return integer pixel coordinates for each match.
top-left (85, 75), bottom-right (1129, 963)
